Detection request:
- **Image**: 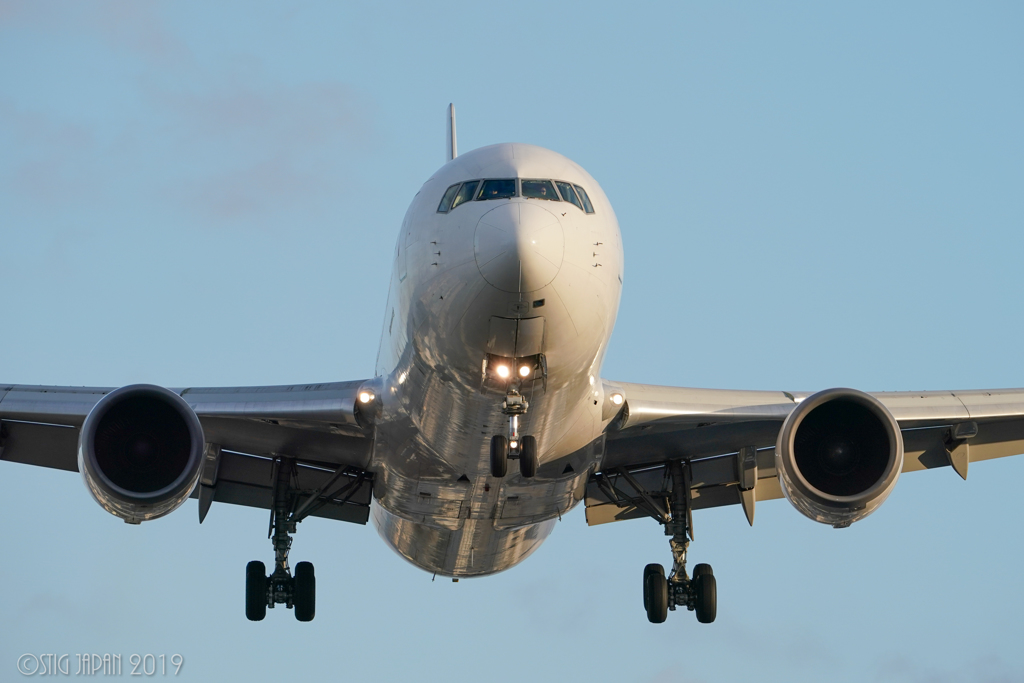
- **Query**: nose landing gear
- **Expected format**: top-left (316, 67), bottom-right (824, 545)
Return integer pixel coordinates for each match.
top-left (489, 391), bottom-right (537, 478)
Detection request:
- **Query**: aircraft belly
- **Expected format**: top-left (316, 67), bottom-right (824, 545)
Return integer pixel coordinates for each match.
top-left (369, 418), bottom-right (598, 576)
top-left (372, 499), bottom-right (557, 577)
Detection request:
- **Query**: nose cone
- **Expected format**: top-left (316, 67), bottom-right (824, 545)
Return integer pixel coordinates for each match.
top-left (474, 203), bottom-right (564, 293)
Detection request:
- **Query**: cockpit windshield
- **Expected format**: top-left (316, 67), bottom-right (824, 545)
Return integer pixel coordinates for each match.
top-left (521, 179), bottom-right (559, 200)
top-left (438, 177), bottom-right (595, 214)
top-left (555, 181), bottom-right (583, 211)
top-left (451, 181), bottom-right (478, 209)
top-left (476, 179), bottom-right (517, 200)
top-left (573, 184), bottom-right (595, 213)
top-left (437, 183), bottom-right (460, 212)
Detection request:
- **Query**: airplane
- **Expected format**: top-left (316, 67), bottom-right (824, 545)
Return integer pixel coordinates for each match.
top-left (2, 104), bottom-right (1023, 625)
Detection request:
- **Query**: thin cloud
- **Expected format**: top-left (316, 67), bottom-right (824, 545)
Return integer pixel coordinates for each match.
top-left (0, 0), bottom-right (189, 62)
top-left (153, 79), bottom-right (373, 222)
top-left (0, 98), bottom-right (99, 204)
top-left (159, 80), bottom-right (365, 150)
top-left (189, 155), bottom-right (325, 220)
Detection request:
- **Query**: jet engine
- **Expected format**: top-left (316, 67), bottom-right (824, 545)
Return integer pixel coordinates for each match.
top-left (78, 384), bottom-right (205, 524)
top-left (775, 388), bottom-right (903, 528)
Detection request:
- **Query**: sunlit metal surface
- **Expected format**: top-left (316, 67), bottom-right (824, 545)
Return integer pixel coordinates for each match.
top-left (370, 143), bottom-right (623, 576)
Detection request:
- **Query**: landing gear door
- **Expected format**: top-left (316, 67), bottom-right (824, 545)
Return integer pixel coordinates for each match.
top-left (515, 317), bottom-right (545, 357)
top-left (487, 317), bottom-right (518, 357)
top-left (487, 316), bottom-right (545, 357)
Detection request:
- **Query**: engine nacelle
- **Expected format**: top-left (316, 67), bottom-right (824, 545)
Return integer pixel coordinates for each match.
top-left (775, 388), bottom-right (903, 528)
top-left (79, 384), bottom-right (205, 524)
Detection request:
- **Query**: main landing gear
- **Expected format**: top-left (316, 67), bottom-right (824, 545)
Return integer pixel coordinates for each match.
top-left (246, 457), bottom-right (317, 622)
top-left (641, 460), bottom-right (716, 624)
top-left (489, 390), bottom-right (537, 478)
top-left (610, 458), bottom-right (716, 626)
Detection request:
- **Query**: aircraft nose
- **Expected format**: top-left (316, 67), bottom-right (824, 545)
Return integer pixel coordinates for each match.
top-left (473, 203), bottom-right (564, 293)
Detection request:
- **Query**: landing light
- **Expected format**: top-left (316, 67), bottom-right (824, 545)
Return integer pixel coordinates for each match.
top-left (359, 391), bottom-right (375, 404)
top-left (519, 365), bottom-right (531, 377)
top-left (611, 393), bottom-right (624, 405)
top-left (496, 365), bottom-right (510, 379)
top-left (509, 440), bottom-right (518, 449)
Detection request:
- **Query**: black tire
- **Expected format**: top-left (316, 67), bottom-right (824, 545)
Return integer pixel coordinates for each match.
top-left (490, 435), bottom-right (508, 477)
top-left (692, 563), bottom-right (713, 578)
top-left (693, 572), bottom-right (717, 624)
top-left (245, 561), bottom-right (267, 622)
top-left (645, 566), bottom-right (668, 624)
top-left (643, 563), bottom-right (664, 611)
top-left (294, 561), bottom-right (315, 622)
top-left (519, 436), bottom-right (537, 478)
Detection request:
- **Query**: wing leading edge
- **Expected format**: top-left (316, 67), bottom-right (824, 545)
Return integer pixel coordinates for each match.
top-left (587, 382), bottom-right (1024, 526)
top-left (0, 381), bottom-right (376, 524)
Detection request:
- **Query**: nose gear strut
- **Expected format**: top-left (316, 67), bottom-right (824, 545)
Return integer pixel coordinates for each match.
top-left (503, 391), bottom-right (528, 443)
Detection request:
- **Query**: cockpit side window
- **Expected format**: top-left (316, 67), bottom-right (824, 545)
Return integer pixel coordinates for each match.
top-left (437, 183), bottom-right (460, 213)
top-left (476, 179), bottom-right (517, 200)
top-left (451, 181), bottom-right (479, 210)
top-left (521, 179), bottom-right (560, 201)
top-left (574, 184), bottom-right (595, 214)
top-left (555, 181), bottom-right (583, 211)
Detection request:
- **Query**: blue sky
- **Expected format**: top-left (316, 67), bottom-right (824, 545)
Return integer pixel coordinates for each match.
top-left (1, 2), bottom-right (1023, 681)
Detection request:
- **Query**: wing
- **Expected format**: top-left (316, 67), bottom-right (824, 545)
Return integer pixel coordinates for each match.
top-left (586, 381), bottom-right (1024, 526)
top-left (0, 381), bottom-right (375, 524)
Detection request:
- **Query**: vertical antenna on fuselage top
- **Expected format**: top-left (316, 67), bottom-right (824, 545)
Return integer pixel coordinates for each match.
top-left (446, 103), bottom-right (457, 162)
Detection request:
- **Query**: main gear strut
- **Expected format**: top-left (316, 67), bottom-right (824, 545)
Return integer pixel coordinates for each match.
top-left (641, 459), bottom-right (717, 624)
top-left (245, 457), bottom-right (315, 622)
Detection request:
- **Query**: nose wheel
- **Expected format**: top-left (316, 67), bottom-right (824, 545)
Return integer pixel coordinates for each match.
top-left (489, 390), bottom-right (537, 478)
top-left (489, 434), bottom-right (537, 478)
top-left (519, 436), bottom-right (537, 478)
top-left (490, 435), bottom-right (508, 477)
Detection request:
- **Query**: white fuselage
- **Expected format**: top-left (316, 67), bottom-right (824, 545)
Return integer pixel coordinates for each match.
top-left (369, 143), bottom-right (624, 577)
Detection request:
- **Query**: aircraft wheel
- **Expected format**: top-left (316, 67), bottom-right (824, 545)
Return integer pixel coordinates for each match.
top-left (490, 435), bottom-right (508, 477)
top-left (643, 563), bottom-right (664, 611)
top-left (693, 572), bottom-right (717, 624)
top-left (294, 561), bottom-right (315, 622)
top-left (245, 561), bottom-right (267, 622)
top-left (645, 564), bottom-right (668, 623)
top-left (519, 436), bottom-right (537, 478)
top-left (692, 563), bottom-right (713, 578)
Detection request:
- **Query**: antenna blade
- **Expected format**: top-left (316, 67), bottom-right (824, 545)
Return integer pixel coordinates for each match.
top-left (446, 103), bottom-right (457, 161)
